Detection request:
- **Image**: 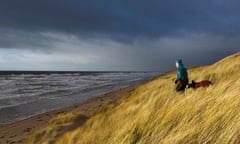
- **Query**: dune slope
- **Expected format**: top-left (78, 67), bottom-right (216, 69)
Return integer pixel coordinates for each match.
top-left (28, 52), bottom-right (240, 144)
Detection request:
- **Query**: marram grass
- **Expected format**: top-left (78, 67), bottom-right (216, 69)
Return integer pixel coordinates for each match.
top-left (27, 52), bottom-right (240, 144)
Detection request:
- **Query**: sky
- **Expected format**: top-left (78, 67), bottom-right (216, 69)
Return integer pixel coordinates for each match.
top-left (0, 0), bottom-right (239, 72)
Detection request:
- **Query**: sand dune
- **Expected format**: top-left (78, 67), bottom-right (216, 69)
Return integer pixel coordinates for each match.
top-left (0, 83), bottom-right (142, 144)
top-left (29, 52), bottom-right (240, 144)
top-left (1, 52), bottom-right (240, 144)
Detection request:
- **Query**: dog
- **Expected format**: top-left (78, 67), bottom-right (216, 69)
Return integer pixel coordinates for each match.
top-left (188, 80), bottom-right (212, 89)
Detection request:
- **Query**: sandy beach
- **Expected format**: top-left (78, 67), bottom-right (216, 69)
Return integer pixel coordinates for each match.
top-left (0, 82), bottom-right (143, 144)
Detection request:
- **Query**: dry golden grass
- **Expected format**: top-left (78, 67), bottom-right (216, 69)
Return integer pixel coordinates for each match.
top-left (27, 52), bottom-right (240, 144)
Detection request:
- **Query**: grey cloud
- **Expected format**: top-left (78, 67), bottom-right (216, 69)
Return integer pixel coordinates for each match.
top-left (1, 0), bottom-right (240, 39)
top-left (1, 31), bottom-right (239, 71)
top-left (0, 1), bottom-right (240, 71)
top-left (0, 29), bottom-right (52, 50)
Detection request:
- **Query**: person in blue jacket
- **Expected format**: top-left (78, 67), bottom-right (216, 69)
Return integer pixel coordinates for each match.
top-left (175, 59), bottom-right (189, 92)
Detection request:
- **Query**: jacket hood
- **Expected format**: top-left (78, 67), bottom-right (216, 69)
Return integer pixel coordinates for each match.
top-left (177, 59), bottom-right (184, 67)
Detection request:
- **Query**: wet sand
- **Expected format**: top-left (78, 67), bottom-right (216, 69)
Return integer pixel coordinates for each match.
top-left (0, 82), bottom-right (142, 144)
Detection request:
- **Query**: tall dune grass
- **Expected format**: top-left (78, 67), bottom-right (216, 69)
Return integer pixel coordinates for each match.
top-left (27, 52), bottom-right (240, 144)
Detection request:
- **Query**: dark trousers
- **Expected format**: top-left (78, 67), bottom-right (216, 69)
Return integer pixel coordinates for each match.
top-left (176, 84), bottom-right (187, 92)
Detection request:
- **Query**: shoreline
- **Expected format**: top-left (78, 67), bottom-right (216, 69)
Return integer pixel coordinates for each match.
top-left (0, 78), bottom-right (153, 144)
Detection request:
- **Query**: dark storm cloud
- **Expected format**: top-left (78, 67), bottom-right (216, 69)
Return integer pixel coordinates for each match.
top-left (1, 0), bottom-right (240, 38)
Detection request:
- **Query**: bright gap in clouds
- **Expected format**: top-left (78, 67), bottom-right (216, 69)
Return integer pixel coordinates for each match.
top-left (0, 48), bottom-right (111, 71)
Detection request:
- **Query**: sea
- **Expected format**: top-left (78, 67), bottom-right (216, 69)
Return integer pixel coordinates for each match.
top-left (0, 71), bottom-right (160, 124)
